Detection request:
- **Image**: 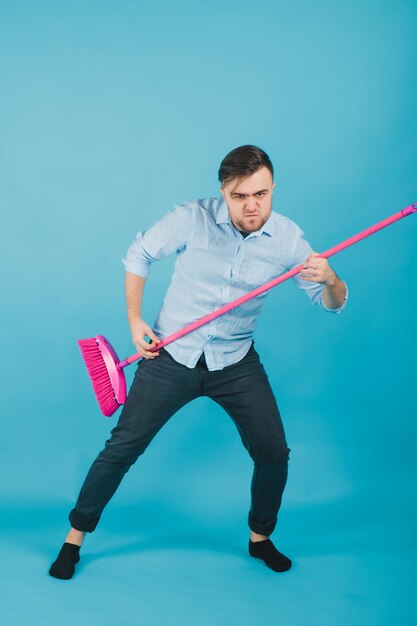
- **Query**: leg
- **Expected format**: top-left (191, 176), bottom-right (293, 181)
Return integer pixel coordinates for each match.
top-left (50, 348), bottom-right (200, 579)
top-left (202, 343), bottom-right (292, 572)
top-left (70, 347), bottom-right (201, 532)
top-left (203, 343), bottom-right (291, 537)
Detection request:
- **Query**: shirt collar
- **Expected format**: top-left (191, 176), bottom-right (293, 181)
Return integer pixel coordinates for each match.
top-left (216, 199), bottom-right (273, 237)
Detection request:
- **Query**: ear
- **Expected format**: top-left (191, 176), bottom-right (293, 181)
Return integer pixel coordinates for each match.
top-left (220, 187), bottom-right (225, 198)
top-left (272, 182), bottom-right (276, 191)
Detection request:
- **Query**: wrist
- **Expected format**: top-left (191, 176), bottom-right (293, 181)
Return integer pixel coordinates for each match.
top-left (127, 313), bottom-right (142, 325)
top-left (325, 271), bottom-right (338, 288)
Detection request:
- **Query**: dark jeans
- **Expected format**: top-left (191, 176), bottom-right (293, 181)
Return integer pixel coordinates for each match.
top-left (69, 341), bottom-right (291, 536)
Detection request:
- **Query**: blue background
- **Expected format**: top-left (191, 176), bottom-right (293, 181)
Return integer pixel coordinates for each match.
top-left (1, 0), bottom-right (416, 624)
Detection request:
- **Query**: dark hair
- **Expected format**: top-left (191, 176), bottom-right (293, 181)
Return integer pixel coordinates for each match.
top-left (218, 145), bottom-right (274, 186)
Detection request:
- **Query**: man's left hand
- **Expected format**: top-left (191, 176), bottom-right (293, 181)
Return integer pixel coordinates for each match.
top-left (300, 252), bottom-right (337, 285)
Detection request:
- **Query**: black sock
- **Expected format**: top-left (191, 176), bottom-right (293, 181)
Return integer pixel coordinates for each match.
top-left (249, 538), bottom-right (292, 572)
top-left (49, 542), bottom-right (81, 580)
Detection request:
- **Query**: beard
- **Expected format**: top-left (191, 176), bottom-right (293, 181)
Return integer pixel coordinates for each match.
top-left (232, 214), bottom-right (268, 233)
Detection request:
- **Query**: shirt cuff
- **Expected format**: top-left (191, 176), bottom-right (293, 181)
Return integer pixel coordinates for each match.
top-left (122, 257), bottom-right (151, 278)
top-left (319, 281), bottom-right (348, 314)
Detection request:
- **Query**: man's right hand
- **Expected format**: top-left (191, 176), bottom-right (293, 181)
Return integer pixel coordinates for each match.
top-left (129, 318), bottom-right (161, 359)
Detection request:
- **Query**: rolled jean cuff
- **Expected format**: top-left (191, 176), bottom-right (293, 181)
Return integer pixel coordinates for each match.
top-left (69, 508), bottom-right (100, 533)
top-left (248, 511), bottom-right (277, 536)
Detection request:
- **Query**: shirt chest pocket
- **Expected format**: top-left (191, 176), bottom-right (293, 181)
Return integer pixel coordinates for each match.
top-left (242, 259), bottom-right (285, 288)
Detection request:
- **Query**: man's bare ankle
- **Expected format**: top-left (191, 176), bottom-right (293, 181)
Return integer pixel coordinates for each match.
top-left (250, 531), bottom-right (269, 542)
top-left (65, 527), bottom-right (85, 547)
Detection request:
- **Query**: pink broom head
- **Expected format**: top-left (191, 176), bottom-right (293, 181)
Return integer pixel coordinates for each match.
top-left (78, 335), bottom-right (127, 417)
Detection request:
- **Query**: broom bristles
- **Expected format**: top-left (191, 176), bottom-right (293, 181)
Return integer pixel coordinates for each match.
top-left (78, 338), bottom-right (121, 417)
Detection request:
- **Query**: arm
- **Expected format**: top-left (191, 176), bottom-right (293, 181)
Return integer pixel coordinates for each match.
top-left (300, 253), bottom-right (347, 310)
top-left (122, 203), bottom-right (195, 278)
top-left (287, 222), bottom-right (348, 312)
top-left (122, 203), bottom-right (196, 358)
top-left (125, 272), bottom-right (161, 359)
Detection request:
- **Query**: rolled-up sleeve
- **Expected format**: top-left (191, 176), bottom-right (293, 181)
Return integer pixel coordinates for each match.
top-left (288, 224), bottom-right (348, 314)
top-left (122, 203), bottom-right (195, 277)
top-left (317, 281), bottom-right (348, 313)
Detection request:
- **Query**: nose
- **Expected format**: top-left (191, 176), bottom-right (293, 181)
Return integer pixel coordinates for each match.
top-left (245, 197), bottom-right (259, 212)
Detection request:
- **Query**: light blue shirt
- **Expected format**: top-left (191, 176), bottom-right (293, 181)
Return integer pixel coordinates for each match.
top-left (123, 197), bottom-right (348, 370)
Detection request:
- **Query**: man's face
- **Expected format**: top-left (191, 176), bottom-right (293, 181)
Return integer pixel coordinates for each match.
top-left (220, 166), bottom-right (275, 234)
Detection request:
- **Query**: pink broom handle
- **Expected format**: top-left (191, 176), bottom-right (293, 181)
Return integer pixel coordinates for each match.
top-left (118, 203), bottom-right (417, 368)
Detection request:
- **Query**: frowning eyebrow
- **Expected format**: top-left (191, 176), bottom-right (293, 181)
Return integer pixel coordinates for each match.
top-left (230, 189), bottom-right (269, 198)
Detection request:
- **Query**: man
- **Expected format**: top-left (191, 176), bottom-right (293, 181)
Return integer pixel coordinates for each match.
top-left (50, 145), bottom-right (347, 579)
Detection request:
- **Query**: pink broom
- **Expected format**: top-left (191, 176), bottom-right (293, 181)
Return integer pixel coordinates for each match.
top-left (78, 203), bottom-right (416, 416)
